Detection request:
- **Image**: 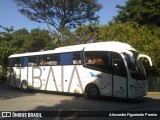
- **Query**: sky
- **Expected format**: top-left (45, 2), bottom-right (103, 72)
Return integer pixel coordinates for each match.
top-left (0, 0), bottom-right (127, 32)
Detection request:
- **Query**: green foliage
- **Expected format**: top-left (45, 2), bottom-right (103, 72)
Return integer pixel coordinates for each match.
top-left (0, 41), bottom-right (16, 67)
top-left (31, 28), bottom-right (51, 51)
top-left (98, 22), bottom-right (160, 74)
top-left (114, 0), bottom-right (160, 27)
top-left (75, 22), bottom-right (100, 43)
top-left (11, 28), bottom-right (31, 53)
top-left (0, 27), bottom-right (55, 71)
top-left (0, 25), bottom-right (14, 41)
top-left (111, 0), bottom-right (160, 74)
top-left (55, 27), bottom-right (78, 47)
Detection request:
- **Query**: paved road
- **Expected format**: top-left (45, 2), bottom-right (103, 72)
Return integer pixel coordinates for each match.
top-left (0, 83), bottom-right (160, 120)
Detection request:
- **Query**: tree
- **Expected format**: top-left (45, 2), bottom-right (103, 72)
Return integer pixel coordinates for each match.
top-left (0, 25), bottom-right (14, 41)
top-left (0, 25), bottom-right (15, 67)
top-left (0, 26), bottom-right (16, 80)
top-left (10, 28), bottom-right (53, 52)
top-left (113, 0), bottom-right (160, 27)
top-left (11, 28), bottom-right (32, 53)
top-left (75, 22), bottom-right (100, 44)
top-left (14, 0), bottom-right (102, 32)
top-left (30, 28), bottom-right (52, 51)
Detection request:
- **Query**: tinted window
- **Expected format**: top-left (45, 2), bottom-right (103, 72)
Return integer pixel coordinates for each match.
top-left (60, 53), bottom-right (73, 65)
top-left (8, 58), bottom-right (14, 67)
top-left (72, 52), bottom-right (83, 64)
top-left (22, 57), bottom-right (28, 67)
top-left (28, 56), bottom-right (38, 66)
top-left (85, 51), bottom-right (112, 73)
top-left (112, 52), bottom-right (127, 77)
top-left (60, 52), bottom-right (82, 65)
top-left (38, 55), bottom-right (47, 66)
top-left (15, 57), bottom-right (22, 67)
top-left (43, 54), bottom-right (58, 65)
top-left (9, 57), bottom-right (28, 67)
top-left (8, 57), bottom-right (22, 67)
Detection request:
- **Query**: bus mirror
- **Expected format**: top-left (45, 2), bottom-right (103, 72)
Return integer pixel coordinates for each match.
top-left (130, 57), bottom-right (136, 64)
top-left (138, 54), bottom-right (152, 66)
top-left (124, 51), bottom-right (135, 64)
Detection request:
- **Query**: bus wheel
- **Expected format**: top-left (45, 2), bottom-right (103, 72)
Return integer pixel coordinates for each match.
top-left (86, 84), bottom-right (100, 99)
top-left (21, 80), bottom-right (28, 91)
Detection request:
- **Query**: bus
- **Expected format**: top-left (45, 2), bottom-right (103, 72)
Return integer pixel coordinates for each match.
top-left (7, 41), bottom-right (152, 99)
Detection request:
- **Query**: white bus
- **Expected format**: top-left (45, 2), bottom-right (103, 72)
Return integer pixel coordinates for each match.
top-left (7, 41), bottom-right (152, 99)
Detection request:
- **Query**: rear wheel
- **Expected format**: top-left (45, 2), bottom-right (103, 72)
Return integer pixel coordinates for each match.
top-left (21, 80), bottom-right (28, 91)
top-left (86, 84), bottom-right (100, 99)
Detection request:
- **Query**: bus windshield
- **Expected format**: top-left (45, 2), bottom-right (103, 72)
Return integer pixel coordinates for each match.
top-left (123, 51), bottom-right (146, 80)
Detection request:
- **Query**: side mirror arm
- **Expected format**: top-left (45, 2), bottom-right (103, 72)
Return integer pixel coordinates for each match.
top-left (138, 54), bottom-right (152, 66)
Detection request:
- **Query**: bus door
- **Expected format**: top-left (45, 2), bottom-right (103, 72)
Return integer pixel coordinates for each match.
top-left (112, 52), bottom-right (128, 98)
top-left (101, 72), bottom-right (112, 96)
top-left (100, 52), bottom-right (113, 96)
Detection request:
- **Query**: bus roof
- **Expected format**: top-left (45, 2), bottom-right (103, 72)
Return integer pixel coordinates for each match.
top-left (54, 41), bottom-right (136, 52)
top-left (8, 50), bottom-right (55, 58)
top-left (84, 41), bottom-right (136, 52)
top-left (9, 41), bottom-right (136, 58)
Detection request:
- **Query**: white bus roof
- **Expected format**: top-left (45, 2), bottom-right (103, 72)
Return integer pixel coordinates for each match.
top-left (8, 50), bottom-right (55, 58)
top-left (55, 41), bottom-right (136, 52)
top-left (9, 41), bottom-right (136, 58)
top-left (84, 41), bottom-right (136, 52)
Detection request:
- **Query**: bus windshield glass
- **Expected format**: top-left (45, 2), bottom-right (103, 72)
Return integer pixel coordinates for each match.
top-left (123, 51), bottom-right (146, 80)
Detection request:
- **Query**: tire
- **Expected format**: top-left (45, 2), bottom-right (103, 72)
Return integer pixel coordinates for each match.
top-left (21, 80), bottom-right (28, 91)
top-left (86, 84), bottom-right (100, 99)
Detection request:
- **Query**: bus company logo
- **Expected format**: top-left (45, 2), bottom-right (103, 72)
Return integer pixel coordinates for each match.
top-left (2, 112), bottom-right (11, 117)
top-left (90, 72), bottom-right (97, 77)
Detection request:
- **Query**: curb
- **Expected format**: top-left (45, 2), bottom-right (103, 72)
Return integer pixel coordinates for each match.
top-left (148, 92), bottom-right (160, 95)
top-left (0, 81), bottom-right (7, 86)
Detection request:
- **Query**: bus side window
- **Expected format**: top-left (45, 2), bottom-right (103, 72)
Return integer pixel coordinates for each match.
top-left (38, 55), bottom-right (47, 66)
top-left (14, 57), bottom-right (21, 67)
top-left (8, 58), bottom-right (14, 67)
top-left (22, 57), bottom-right (28, 67)
top-left (84, 51), bottom-right (112, 73)
top-left (60, 53), bottom-right (73, 65)
top-left (112, 52), bottom-right (127, 77)
top-left (45, 54), bottom-right (58, 65)
top-left (28, 56), bottom-right (38, 66)
top-left (73, 52), bottom-right (82, 64)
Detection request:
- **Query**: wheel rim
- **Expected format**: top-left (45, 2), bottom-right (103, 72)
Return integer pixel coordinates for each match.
top-left (23, 84), bottom-right (27, 89)
top-left (90, 87), bottom-right (98, 96)
top-left (22, 82), bottom-right (28, 90)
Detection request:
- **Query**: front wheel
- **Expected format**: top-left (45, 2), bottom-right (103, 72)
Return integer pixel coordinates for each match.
top-left (21, 80), bottom-right (28, 91)
top-left (86, 84), bottom-right (100, 99)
